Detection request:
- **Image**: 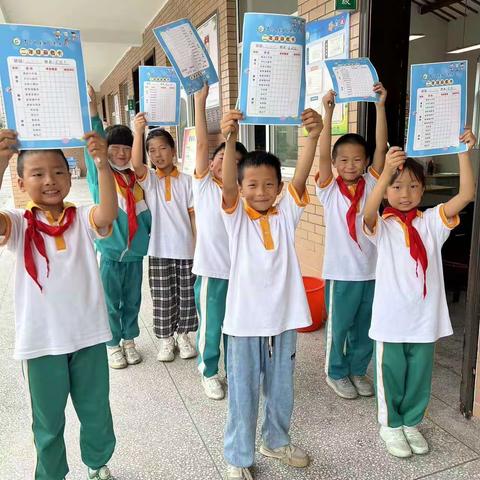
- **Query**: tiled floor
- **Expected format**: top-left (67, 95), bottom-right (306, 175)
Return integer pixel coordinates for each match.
top-left (1, 178), bottom-right (480, 479)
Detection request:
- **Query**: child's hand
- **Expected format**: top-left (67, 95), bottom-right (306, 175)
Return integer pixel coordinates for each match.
top-left (374, 82), bottom-right (387, 106)
top-left (302, 108), bottom-right (323, 139)
top-left (460, 127), bottom-right (477, 150)
top-left (84, 132), bottom-right (108, 169)
top-left (383, 147), bottom-right (406, 176)
top-left (134, 113), bottom-right (147, 136)
top-left (0, 129), bottom-right (18, 169)
top-left (322, 90), bottom-right (336, 114)
top-left (195, 82), bottom-right (209, 103)
top-left (221, 110), bottom-right (242, 141)
top-left (87, 82), bottom-right (96, 103)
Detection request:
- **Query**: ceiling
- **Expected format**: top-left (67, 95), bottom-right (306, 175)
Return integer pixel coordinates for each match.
top-left (0, 0), bottom-right (168, 88)
top-left (412, 0), bottom-right (480, 21)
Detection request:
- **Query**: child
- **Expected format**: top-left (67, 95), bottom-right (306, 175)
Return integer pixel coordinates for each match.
top-left (0, 129), bottom-right (118, 479)
top-left (132, 114), bottom-right (197, 361)
top-left (220, 108), bottom-right (323, 480)
top-left (316, 84), bottom-right (387, 399)
top-left (87, 85), bottom-right (151, 370)
top-left (363, 130), bottom-right (476, 458)
top-left (193, 84), bottom-right (247, 400)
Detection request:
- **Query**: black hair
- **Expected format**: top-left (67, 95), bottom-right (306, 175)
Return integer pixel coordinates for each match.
top-left (332, 133), bottom-right (369, 160)
top-left (212, 141), bottom-right (248, 161)
top-left (105, 124), bottom-right (133, 147)
top-left (145, 128), bottom-right (175, 151)
top-left (17, 149), bottom-right (69, 178)
top-left (237, 150), bottom-right (282, 184)
top-left (389, 158), bottom-right (425, 187)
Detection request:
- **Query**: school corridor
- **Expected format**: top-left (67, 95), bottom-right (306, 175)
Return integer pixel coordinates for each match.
top-left (0, 177), bottom-right (478, 479)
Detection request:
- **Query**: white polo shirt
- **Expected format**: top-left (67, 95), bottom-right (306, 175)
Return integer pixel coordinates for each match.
top-left (192, 170), bottom-right (230, 279)
top-left (364, 204), bottom-right (458, 343)
top-left (0, 204), bottom-right (113, 360)
top-left (222, 184), bottom-right (312, 337)
top-left (316, 168), bottom-right (379, 281)
top-left (138, 167), bottom-right (194, 259)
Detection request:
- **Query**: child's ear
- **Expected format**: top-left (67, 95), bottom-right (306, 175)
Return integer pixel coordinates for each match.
top-left (17, 177), bottom-right (25, 192)
top-left (277, 181), bottom-right (284, 195)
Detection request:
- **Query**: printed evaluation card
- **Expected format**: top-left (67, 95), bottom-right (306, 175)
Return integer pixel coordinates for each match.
top-left (239, 13), bottom-right (306, 125)
top-left (324, 58), bottom-right (379, 103)
top-left (139, 66), bottom-right (180, 126)
top-left (153, 19), bottom-right (219, 96)
top-left (306, 12), bottom-right (350, 135)
top-left (0, 24), bottom-right (91, 149)
top-left (406, 61), bottom-right (467, 158)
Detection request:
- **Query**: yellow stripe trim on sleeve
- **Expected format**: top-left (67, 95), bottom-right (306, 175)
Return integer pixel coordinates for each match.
top-left (223, 195), bottom-right (240, 214)
top-left (288, 183), bottom-right (310, 207)
top-left (0, 212), bottom-right (12, 246)
top-left (315, 171), bottom-right (334, 188)
top-left (439, 204), bottom-right (460, 229)
top-left (89, 206), bottom-right (113, 238)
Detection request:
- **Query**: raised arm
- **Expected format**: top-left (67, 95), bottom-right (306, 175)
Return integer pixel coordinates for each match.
top-left (364, 147), bottom-right (406, 230)
top-left (220, 110), bottom-right (243, 209)
top-left (194, 83), bottom-right (210, 175)
top-left (84, 132), bottom-right (118, 228)
top-left (371, 82), bottom-right (388, 174)
top-left (132, 113), bottom-right (148, 178)
top-left (317, 91), bottom-right (336, 185)
top-left (443, 128), bottom-right (477, 220)
top-left (292, 109), bottom-right (323, 196)
top-left (0, 130), bottom-right (18, 235)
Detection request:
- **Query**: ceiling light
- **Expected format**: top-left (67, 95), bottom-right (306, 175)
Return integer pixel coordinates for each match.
top-left (409, 34), bottom-right (426, 41)
top-left (447, 44), bottom-right (480, 54)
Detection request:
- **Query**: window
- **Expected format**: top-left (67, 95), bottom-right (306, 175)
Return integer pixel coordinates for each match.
top-left (119, 81), bottom-right (129, 125)
top-left (177, 88), bottom-right (194, 164)
top-left (101, 96), bottom-right (107, 123)
top-left (144, 50), bottom-right (155, 66)
top-left (132, 67), bottom-right (140, 114)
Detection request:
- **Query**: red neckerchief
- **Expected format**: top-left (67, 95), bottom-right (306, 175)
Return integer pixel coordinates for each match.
top-left (113, 170), bottom-right (138, 246)
top-left (23, 206), bottom-right (77, 290)
top-left (336, 176), bottom-right (366, 247)
top-left (383, 207), bottom-right (428, 298)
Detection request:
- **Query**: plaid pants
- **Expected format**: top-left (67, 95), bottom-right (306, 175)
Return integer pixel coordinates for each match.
top-left (149, 257), bottom-right (198, 338)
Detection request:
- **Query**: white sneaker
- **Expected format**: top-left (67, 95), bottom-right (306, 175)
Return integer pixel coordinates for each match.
top-left (259, 443), bottom-right (310, 468)
top-left (226, 464), bottom-right (253, 480)
top-left (202, 374), bottom-right (225, 400)
top-left (87, 465), bottom-right (115, 479)
top-left (326, 376), bottom-right (358, 399)
top-left (403, 426), bottom-right (429, 454)
top-left (176, 332), bottom-right (197, 359)
top-left (107, 346), bottom-right (127, 369)
top-left (379, 426), bottom-right (412, 458)
top-left (350, 375), bottom-right (375, 397)
top-left (157, 336), bottom-right (175, 362)
top-left (123, 340), bottom-right (142, 365)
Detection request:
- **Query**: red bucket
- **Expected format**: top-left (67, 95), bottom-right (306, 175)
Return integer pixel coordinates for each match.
top-left (297, 276), bottom-right (327, 333)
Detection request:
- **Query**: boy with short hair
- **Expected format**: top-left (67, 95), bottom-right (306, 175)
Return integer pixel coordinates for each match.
top-left (87, 85), bottom-right (151, 369)
top-left (220, 108), bottom-right (323, 480)
top-left (316, 84), bottom-right (387, 399)
top-left (0, 129), bottom-right (118, 480)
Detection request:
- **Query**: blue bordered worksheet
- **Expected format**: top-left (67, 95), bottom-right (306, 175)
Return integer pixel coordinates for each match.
top-left (0, 24), bottom-right (91, 149)
top-left (406, 61), bottom-right (467, 158)
top-left (153, 19), bottom-right (218, 96)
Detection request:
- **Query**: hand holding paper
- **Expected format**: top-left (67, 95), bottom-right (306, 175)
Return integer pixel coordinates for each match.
top-left (221, 110), bottom-right (242, 142)
top-left (0, 130), bottom-right (18, 168)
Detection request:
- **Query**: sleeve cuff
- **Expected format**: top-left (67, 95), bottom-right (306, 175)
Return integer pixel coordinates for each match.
top-left (288, 183), bottom-right (309, 207)
top-left (223, 194), bottom-right (240, 214)
top-left (136, 169), bottom-right (148, 183)
top-left (194, 168), bottom-right (209, 180)
top-left (0, 212), bottom-right (12, 246)
top-left (369, 166), bottom-right (380, 180)
top-left (315, 171), bottom-right (334, 188)
top-left (439, 204), bottom-right (460, 229)
top-left (89, 206), bottom-right (113, 239)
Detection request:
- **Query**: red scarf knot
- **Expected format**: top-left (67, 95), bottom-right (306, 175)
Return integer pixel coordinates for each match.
top-left (23, 206), bottom-right (77, 291)
top-left (383, 207), bottom-right (428, 298)
top-left (336, 176), bottom-right (366, 248)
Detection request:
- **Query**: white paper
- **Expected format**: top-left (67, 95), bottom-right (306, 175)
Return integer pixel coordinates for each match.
top-left (143, 81), bottom-right (177, 124)
top-left (332, 63), bottom-right (375, 99)
top-left (413, 85), bottom-right (461, 151)
top-left (8, 56), bottom-right (83, 140)
top-left (160, 24), bottom-right (209, 77)
top-left (246, 42), bottom-right (303, 118)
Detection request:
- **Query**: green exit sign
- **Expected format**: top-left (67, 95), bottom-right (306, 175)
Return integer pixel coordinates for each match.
top-left (336, 0), bottom-right (357, 10)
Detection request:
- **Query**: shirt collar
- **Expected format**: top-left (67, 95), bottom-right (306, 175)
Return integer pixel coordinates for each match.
top-left (243, 201), bottom-right (278, 220)
top-left (26, 201), bottom-right (76, 223)
top-left (156, 166), bottom-right (179, 179)
top-left (382, 210), bottom-right (423, 221)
